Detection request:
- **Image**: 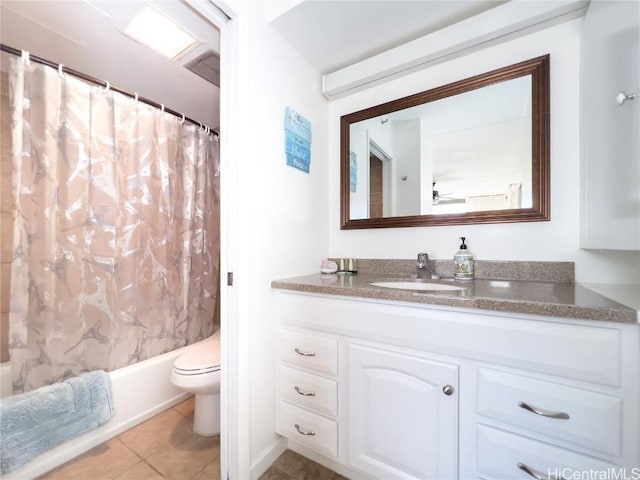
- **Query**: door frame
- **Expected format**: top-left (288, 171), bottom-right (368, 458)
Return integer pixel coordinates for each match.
top-left (368, 139), bottom-right (393, 217)
top-left (180, 1), bottom-right (248, 479)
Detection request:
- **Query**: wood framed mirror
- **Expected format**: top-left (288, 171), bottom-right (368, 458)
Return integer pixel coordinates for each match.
top-left (340, 55), bottom-right (550, 229)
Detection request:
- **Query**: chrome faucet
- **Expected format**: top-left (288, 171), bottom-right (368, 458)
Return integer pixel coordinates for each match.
top-left (416, 252), bottom-right (440, 280)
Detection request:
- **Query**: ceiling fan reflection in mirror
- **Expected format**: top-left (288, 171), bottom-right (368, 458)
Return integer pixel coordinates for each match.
top-left (432, 182), bottom-right (465, 205)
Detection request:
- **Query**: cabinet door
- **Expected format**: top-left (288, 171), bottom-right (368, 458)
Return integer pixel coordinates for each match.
top-left (580, 0), bottom-right (640, 249)
top-left (348, 344), bottom-right (458, 480)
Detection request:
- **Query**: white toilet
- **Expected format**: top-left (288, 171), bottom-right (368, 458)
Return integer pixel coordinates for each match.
top-left (171, 330), bottom-right (221, 436)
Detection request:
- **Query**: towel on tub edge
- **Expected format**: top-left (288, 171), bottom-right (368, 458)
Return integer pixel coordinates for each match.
top-left (0, 370), bottom-right (114, 474)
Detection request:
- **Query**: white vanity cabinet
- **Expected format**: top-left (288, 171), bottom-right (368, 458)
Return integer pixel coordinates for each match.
top-left (348, 343), bottom-right (458, 479)
top-left (275, 291), bottom-right (640, 479)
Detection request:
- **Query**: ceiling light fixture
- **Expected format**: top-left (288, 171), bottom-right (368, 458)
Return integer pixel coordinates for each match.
top-left (122, 6), bottom-right (198, 60)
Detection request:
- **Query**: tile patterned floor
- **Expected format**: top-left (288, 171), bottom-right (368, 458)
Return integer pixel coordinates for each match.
top-left (259, 450), bottom-right (347, 480)
top-left (38, 398), bottom-right (344, 480)
top-left (39, 398), bottom-right (221, 480)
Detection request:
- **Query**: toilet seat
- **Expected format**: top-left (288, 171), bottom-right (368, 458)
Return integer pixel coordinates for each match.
top-left (173, 332), bottom-right (221, 376)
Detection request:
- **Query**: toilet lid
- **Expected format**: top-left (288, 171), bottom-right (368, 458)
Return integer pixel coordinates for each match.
top-left (174, 331), bottom-right (220, 372)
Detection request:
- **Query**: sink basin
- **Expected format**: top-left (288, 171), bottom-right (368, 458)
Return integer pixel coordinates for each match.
top-left (370, 281), bottom-right (464, 292)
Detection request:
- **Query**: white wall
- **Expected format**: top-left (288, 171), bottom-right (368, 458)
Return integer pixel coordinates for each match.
top-left (392, 120), bottom-right (421, 216)
top-left (328, 19), bottom-right (640, 284)
top-left (223, 4), bottom-right (329, 477)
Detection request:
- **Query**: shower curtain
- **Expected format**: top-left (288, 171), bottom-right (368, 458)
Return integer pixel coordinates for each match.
top-left (8, 56), bottom-right (219, 394)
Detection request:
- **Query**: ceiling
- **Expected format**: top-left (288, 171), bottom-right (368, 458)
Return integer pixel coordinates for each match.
top-left (269, 0), bottom-right (508, 74)
top-left (0, 0), bottom-right (221, 127)
top-left (1, 0), bottom-right (513, 128)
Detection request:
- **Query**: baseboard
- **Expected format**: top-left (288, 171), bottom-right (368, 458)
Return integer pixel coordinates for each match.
top-left (249, 436), bottom-right (288, 480)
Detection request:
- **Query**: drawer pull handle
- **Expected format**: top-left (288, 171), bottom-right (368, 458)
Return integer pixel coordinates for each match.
top-left (294, 386), bottom-right (316, 397)
top-left (294, 348), bottom-right (316, 357)
top-left (518, 463), bottom-right (565, 480)
top-left (294, 424), bottom-right (316, 436)
top-left (518, 401), bottom-right (570, 420)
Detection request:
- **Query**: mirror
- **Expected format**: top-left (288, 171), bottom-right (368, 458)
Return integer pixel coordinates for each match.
top-left (340, 55), bottom-right (550, 229)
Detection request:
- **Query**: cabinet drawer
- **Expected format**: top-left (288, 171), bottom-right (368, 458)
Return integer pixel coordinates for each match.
top-left (276, 401), bottom-right (338, 458)
top-left (279, 328), bottom-right (338, 377)
top-left (477, 368), bottom-right (622, 456)
top-left (277, 291), bottom-right (622, 386)
top-left (477, 425), bottom-right (617, 479)
top-left (279, 365), bottom-right (337, 417)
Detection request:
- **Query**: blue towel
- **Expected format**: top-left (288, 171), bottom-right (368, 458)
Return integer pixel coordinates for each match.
top-left (0, 370), bottom-right (114, 474)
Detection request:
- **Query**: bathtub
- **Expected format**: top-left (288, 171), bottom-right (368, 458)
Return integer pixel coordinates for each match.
top-left (3, 342), bottom-right (198, 479)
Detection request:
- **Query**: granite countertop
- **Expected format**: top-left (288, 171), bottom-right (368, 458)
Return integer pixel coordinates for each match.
top-left (271, 273), bottom-right (639, 324)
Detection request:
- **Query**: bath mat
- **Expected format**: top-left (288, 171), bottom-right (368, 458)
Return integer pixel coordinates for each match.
top-left (0, 370), bottom-right (114, 474)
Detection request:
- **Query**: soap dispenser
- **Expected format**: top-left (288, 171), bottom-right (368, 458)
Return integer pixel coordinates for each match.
top-left (454, 237), bottom-right (474, 280)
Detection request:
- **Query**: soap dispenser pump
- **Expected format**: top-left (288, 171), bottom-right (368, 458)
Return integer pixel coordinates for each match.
top-left (454, 237), bottom-right (474, 280)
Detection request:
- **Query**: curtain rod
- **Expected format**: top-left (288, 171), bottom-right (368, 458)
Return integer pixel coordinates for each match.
top-left (0, 43), bottom-right (219, 138)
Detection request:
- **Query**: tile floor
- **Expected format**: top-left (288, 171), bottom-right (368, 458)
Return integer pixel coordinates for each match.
top-left (38, 398), bottom-right (344, 480)
top-left (259, 450), bottom-right (347, 480)
top-left (39, 398), bottom-right (220, 480)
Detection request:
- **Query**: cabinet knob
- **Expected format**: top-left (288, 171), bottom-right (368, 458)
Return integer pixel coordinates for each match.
top-left (616, 91), bottom-right (636, 105)
top-left (442, 385), bottom-right (454, 396)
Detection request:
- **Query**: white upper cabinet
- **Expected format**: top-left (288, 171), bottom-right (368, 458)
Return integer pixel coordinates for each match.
top-left (580, 0), bottom-right (640, 250)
